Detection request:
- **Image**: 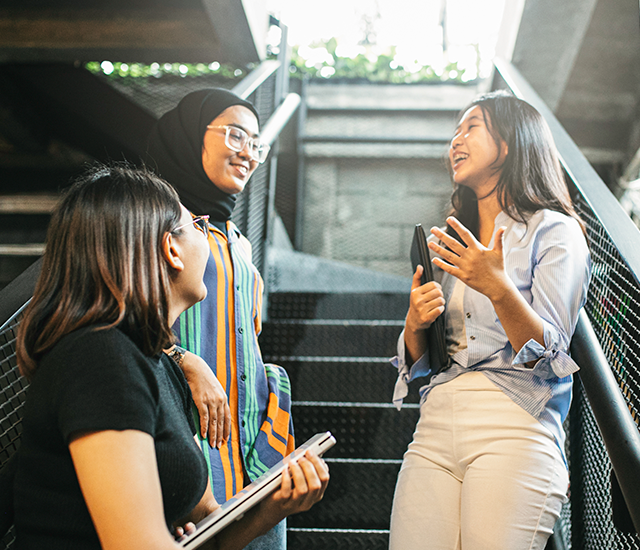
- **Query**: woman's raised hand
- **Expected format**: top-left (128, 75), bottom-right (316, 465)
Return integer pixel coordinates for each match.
top-left (405, 266), bottom-right (445, 334)
top-left (429, 217), bottom-right (509, 302)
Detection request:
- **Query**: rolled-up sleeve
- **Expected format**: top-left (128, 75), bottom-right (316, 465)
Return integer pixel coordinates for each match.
top-left (391, 329), bottom-right (432, 409)
top-left (512, 216), bottom-right (591, 379)
top-left (513, 338), bottom-right (579, 379)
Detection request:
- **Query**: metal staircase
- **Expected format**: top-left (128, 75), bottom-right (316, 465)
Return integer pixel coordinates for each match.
top-left (260, 291), bottom-right (420, 549)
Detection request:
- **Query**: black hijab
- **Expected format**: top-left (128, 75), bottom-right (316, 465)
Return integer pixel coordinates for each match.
top-left (146, 88), bottom-right (260, 227)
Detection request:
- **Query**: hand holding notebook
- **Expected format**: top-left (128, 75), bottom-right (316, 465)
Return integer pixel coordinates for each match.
top-left (410, 224), bottom-right (448, 375)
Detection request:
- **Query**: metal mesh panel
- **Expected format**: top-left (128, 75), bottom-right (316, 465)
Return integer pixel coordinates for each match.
top-left (567, 193), bottom-right (640, 548)
top-left (0, 310), bottom-right (28, 550)
top-left (570, 382), bottom-right (640, 549)
top-left (231, 71), bottom-right (277, 273)
top-left (95, 72), bottom-right (240, 118)
top-left (575, 197), bottom-right (640, 426)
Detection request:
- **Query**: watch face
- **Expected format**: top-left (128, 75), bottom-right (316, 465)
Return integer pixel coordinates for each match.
top-left (168, 347), bottom-right (185, 365)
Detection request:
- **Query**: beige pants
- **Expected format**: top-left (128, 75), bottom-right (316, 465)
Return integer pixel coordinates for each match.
top-left (389, 372), bottom-right (568, 550)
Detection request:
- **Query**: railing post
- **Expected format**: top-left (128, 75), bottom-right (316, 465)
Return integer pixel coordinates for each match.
top-left (294, 76), bottom-right (309, 251)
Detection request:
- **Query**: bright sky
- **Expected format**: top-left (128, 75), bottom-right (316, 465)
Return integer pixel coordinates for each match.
top-left (266, 0), bottom-right (507, 79)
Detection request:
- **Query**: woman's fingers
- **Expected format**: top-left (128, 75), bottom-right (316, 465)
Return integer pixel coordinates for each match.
top-left (428, 241), bottom-right (460, 266)
top-left (279, 460), bottom-right (293, 499)
top-left (445, 216), bottom-right (479, 247)
top-left (430, 225), bottom-right (468, 255)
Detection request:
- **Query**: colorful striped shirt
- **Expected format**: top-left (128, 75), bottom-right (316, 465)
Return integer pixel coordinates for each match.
top-left (392, 209), bottom-right (591, 463)
top-left (175, 220), bottom-right (295, 503)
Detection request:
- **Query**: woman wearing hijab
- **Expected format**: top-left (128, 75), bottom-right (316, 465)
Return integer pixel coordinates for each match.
top-left (147, 89), bottom-right (293, 550)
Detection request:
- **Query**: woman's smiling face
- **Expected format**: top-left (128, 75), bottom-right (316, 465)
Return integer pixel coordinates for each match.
top-left (201, 105), bottom-right (260, 194)
top-left (449, 105), bottom-right (508, 193)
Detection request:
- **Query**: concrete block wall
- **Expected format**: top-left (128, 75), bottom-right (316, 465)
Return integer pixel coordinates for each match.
top-left (299, 82), bottom-right (480, 279)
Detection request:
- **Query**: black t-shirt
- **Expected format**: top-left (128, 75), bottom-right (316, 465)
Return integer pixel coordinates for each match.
top-left (13, 326), bottom-right (208, 550)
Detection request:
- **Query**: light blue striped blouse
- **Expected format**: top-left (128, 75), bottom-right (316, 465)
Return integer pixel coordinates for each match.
top-left (392, 209), bottom-right (592, 462)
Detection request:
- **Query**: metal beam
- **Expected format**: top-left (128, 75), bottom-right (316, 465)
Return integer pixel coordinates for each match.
top-left (232, 60), bottom-right (280, 100)
top-left (200, 0), bottom-right (264, 65)
top-left (0, 8), bottom-right (225, 64)
top-left (510, 0), bottom-right (599, 112)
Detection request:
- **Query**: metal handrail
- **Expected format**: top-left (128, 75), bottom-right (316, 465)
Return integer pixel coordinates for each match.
top-left (0, 258), bottom-right (40, 331)
top-left (232, 59), bottom-right (281, 100)
top-left (260, 93), bottom-right (300, 147)
top-left (570, 310), bottom-right (640, 532)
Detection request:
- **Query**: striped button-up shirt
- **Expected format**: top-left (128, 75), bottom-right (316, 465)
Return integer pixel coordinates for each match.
top-left (393, 209), bottom-right (591, 461)
top-left (175, 221), bottom-right (294, 502)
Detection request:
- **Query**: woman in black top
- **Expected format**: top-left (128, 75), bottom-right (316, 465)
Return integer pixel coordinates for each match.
top-left (14, 164), bottom-right (329, 550)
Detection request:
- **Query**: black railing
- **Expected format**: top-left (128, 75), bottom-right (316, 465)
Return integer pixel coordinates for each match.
top-left (493, 58), bottom-right (640, 548)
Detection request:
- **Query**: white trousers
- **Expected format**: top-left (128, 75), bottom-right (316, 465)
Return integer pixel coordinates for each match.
top-left (389, 372), bottom-right (568, 550)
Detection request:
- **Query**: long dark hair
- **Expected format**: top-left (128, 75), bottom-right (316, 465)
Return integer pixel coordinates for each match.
top-left (17, 163), bottom-right (182, 379)
top-left (448, 90), bottom-right (585, 239)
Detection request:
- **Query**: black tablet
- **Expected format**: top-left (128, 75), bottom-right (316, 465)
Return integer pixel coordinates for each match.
top-left (410, 224), bottom-right (447, 373)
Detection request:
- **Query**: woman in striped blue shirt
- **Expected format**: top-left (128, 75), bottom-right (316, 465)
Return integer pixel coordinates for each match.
top-left (389, 91), bottom-right (591, 550)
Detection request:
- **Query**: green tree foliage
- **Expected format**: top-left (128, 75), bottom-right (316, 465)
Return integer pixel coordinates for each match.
top-left (85, 40), bottom-right (477, 85)
top-left (84, 61), bottom-right (247, 82)
top-left (288, 39), bottom-right (476, 84)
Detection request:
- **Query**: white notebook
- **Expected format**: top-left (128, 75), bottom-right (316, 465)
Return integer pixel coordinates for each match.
top-left (180, 431), bottom-right (336, 549)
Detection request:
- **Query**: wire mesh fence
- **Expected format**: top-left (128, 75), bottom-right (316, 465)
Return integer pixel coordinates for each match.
top-left (233, 71), bottom-right (278, 274)
top-left (575, 196), bottom-right (640, 427)
top-left (295, 93), bottom-right (457, 283)
top-left (570, 381), bottom-right (640, 549)
top-left (563, 194), bottom-right (640, 549)
top-left (0, 310), bottom-right (27, 550)
top-left (95, 71), bottom-right (242, 119)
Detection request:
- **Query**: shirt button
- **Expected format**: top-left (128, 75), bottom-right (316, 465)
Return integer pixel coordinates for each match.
top-left (238, 327), bottom-right (243, 334)
top-left (470, 335), bottom-right (476, 340)
top-left (241, 420), bottom-right (246, 427)
top-left (466, 312), bottom-right (471, 318)
top-left (240, 374), bottom-right (246, 381)
top-left (236, 285), bottom-right (240, 291)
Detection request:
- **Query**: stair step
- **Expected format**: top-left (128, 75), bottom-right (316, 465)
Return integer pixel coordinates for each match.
top-left (0, 194), bottom-right (59, 214)
top-left (268, 292), bottom-right (409, 321)
top-left (288, 458), bottom-right (400, 530)
top-left (292, 402), bottom-right (418, 459)
top-left (287, 528), bottom-right (389, 550)
top-left (0, 244), bottom-right (44, 256)
top-left (260, 322), bottom-right (403, 357)
top-left (274, 358), bottom-right (420, 403)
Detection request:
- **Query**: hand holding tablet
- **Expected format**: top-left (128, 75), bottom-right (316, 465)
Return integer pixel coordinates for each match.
top-left (180, 432), bottom-right (335, 549)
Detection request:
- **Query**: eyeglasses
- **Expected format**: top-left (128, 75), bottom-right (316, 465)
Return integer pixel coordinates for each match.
top-left (172, 215), bottom-right (210, 237)
top-left (206, 125), bottom-right (270, 164)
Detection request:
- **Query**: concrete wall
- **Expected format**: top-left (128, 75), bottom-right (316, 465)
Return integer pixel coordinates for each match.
top-left (298, 82), bottom-right (478, 279)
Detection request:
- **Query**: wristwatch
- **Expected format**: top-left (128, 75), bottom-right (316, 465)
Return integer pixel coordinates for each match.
top-left (166, 345), bottom-right (187, 367)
